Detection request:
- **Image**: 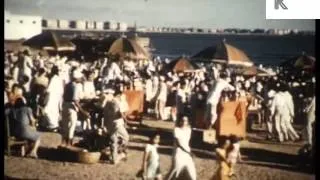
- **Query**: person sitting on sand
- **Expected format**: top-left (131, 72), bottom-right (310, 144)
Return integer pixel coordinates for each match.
top-left (140, 132), bottom-right (162, 180)
top-left (226, 135), bottom-right (242, 177)
top-left (12, 97), bottom-right (41, 158)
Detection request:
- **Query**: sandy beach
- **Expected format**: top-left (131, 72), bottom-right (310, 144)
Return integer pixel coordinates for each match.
top-left (5, 119), bottom-right (315, 180)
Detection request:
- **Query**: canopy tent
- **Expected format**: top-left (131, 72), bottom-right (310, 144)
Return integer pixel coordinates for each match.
top-left (239, 66), bottom-right (276, 76)
top-left (280, 53), bottom-right (315, 71)
top-left (166, 56), bottom-right (199, 73)
top-left (107, 37), bottom-right (150, 61)
top-left (22, 31), bottom-right (76, 52)
top-left (192, 41), bottom-right (253, 67)
top-left (70, 36), bottom-right (117, 60)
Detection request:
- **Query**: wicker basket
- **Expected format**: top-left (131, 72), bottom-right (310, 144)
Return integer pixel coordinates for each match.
top-left (77, 151), bottom-right (101, 164)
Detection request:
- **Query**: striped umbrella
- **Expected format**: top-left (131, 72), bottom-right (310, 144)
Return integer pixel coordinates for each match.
top-left (107, 37), bottom-right (150, 61)
top-left (23, 31), bottom-right (76, 52)
top-left (192, 40), bottom-right (253, 67)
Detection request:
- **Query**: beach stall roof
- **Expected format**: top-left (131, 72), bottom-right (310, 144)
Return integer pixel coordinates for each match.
top-left (192, 41), bottom-right (253, 67)
top-left (166, 56), bottom-right (199, 73)
top-left (240, 66), bottom-right (276, 76)
top-left (107, 37), bottom-right (150, 60)
top-left (280, 53), bottom-right (315, 71)
top-left (23, 31), bottom-right (76, 52)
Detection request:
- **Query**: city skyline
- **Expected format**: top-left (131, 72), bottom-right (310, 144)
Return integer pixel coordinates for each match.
top-left (5, 0), bottom-right (315, 31)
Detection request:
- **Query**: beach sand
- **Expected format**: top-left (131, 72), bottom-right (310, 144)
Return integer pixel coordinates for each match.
top-left (5, 119), bottom-right (315, 180)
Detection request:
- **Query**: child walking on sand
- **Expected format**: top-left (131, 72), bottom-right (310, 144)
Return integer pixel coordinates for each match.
top-left (140, 132), bottom-right (162, 180)
top-left (226, 135), bottom-right (242, 177)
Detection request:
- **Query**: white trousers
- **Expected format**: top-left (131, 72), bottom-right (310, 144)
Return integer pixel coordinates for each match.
top-left (274, 113), bottom-right (288, 142)
top-left (306, 113), bottom-right (315, 145)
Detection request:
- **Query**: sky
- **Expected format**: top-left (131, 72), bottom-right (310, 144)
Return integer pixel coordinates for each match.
top-left (5, 0), bottom-right (315, 31)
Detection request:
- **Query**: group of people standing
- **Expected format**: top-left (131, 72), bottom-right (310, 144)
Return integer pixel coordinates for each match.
top-left (4, 48), bottom-right (315, 179)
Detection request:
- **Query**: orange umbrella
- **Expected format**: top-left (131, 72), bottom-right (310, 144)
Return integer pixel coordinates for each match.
top-left (166, 56), bottom-right (199, 73)
top-left (23, 31), bottom-right (76, 52)
top-left (107, 37), bottom-right (150, 60)
top-left (193, 40), bottom-right (253, 67)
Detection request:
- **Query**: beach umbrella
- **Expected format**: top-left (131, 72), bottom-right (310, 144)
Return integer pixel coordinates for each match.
top-left (192, 40), bottom-right (253, 67)
top-left (280, 53), bottom-right (315, 71)
top-left (166, 56), bottom-right (199, 73)
top-left (107, 37), bottom-right (150, 61)
top-left (240, 66), bottom-right (276, 76)
top-left (23, 31), bottom-right (76, 52)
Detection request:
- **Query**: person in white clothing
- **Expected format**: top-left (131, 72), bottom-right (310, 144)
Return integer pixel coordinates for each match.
top-left (304, 96), bottom-right (315, 146)
top-left (176, 81), bottom-right (187, 121)
top-left (270, 87), bottom-right (288, 142)
top-left (226, 135), bottom-right (242, 177)
top-left (155, 76), bottom-right (168, 120)
top-left (167, 116), bottom-right (196, 180)
top-left (266, 89), bottom-right (276, 140)
top-left (43, 66), bottom-right (64, 130)
top-left (281, 87), bottom-right (300, 141)
top-left (141, 133), bottom-right (162, 180)
top-left (145, 76), bottom-right (154, 114)
top-left (82, 71), bottom-right (96, 100)
top-left (205, 73), bottom-right (235, 128)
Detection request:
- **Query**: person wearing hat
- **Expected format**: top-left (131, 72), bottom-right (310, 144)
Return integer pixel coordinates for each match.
top-left (102, 87), bottom-right (129, 164)
top-left (205, 72), bottom-right (235, 129)
top-left (60, 69), bottom-right (88, 146)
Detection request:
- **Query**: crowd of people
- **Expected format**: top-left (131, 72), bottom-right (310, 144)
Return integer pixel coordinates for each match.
top-left (4, 48), bottom-right (315, 179)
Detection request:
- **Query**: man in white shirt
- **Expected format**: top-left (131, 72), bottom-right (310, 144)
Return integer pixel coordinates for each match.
top-left (205, 72), bottom-right (235, 128)
top-left (270, 86), bottom-right (289, 142)
top-left (282, 87), bottom-right (300, 141)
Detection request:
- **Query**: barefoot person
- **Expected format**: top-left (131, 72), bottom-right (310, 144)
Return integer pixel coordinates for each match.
top-left (226, 135), bottom-right (242, 177)
top-left (141, 132), bottom-right (162, 180)
top-left (103, 88), bottom-right (129, 165)
top-left (61, 69), bottom-right (89, 146)
top-left (167, 116), bottom-right (196, 180)
top-left (212, 136), bottom-right (231, 180)
top-left (12, 97), bottom-right (41, 158)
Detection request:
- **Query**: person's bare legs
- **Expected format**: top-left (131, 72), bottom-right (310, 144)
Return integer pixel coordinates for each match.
top-left (27, 139), bottom-right (40, 158)
top-left (228, 163), bottom-right (235, 176)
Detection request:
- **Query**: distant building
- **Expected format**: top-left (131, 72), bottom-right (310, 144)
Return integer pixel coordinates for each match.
top-left (104, 21), bottom-right (117, 30)
top-left (75, 20), bottom-right (86, 30)
top-left (69, 20), bottom-right (76, 29)
top-left (58, 19), bottom-right (69, 29)
top-left (96, 21), bottom-right (104, 30)
top-left (86, 21), bottom-right (95, 30)
top-left (117, 22), bottom-right (128, 31)
top-left (5, 10), bottom-right (42, 40)
top-left (45, 19), bottom-right (58, 29)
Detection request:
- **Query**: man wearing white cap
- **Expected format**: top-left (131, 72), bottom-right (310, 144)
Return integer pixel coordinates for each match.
top-left (61, 69), bottom-right (89, 146)
top-left (103, 87), bottom-right (129, 164)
